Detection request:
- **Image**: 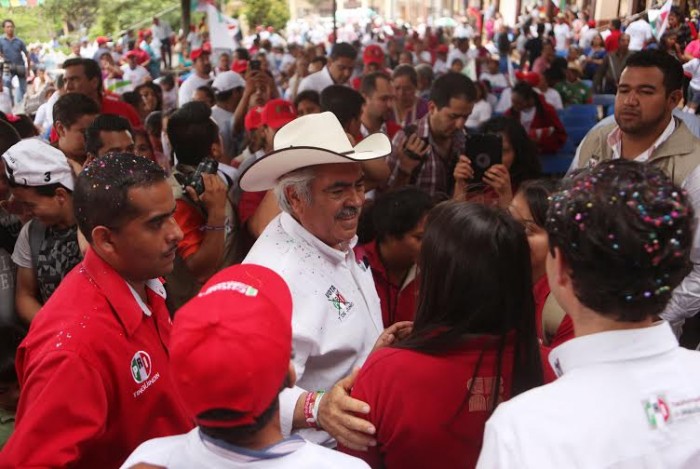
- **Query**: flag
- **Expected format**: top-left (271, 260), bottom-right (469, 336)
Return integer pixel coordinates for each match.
top-left (656, 0), bottom-right (673, 39)
top-left (206, 4), bottom-right (238, 51)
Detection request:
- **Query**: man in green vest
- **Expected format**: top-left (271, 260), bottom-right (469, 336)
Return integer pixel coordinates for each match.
top-left (573, 49), bottom-right (700, 330)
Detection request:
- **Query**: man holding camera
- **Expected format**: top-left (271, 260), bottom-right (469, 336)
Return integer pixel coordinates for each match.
top-left (0, 19), bottom-right (30, 106)
top-left (165, 101), bottom-right (235, 311)
top-left (386, 72), bottom-right (476, 200)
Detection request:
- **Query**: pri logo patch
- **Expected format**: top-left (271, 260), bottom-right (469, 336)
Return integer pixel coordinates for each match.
top-left (131, 351), bottom-right (152, 384)
top-left (325, 285), bottom-right (354, 321)
top-left (643, 395), bottom-right (670, 429)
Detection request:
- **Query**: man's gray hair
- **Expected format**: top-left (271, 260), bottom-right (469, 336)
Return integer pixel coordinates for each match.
top-left (274, 166), bottom-right (316, 214)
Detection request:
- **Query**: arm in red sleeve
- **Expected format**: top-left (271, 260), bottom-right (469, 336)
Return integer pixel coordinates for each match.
top-left (337, 367), bottom-right (384, 468)
top-left (0, 350), bottom-right (109, 467)
top-left (535, 105), bottom-right (567, 154)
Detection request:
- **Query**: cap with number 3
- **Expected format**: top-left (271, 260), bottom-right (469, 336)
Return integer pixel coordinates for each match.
top-left (2, 138), bottom-right (75, 190)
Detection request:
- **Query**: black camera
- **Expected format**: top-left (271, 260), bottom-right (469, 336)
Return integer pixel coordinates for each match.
top-left (185, 159), bottom-right (219, 195)
top-left (464, 133), bottom-right (502, 182)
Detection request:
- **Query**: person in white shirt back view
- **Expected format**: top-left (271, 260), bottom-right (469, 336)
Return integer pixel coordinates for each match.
top-left (121, 264), bottom-right (369, 469)
top-left (625, 16), bottom-right (654, 51)
top-left (297, 42), bottom-right (357, 95)
top-left (477, 160), bottom-right (700, 469)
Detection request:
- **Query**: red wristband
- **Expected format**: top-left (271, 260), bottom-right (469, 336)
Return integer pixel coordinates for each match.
top-left (304, 392), bottom-right (318, 428)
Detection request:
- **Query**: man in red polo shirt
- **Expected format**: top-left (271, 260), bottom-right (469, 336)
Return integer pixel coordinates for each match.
top-left (0, 153), bottom-right (192, 467)
top-left (63, 57), bottom-right (141, 129)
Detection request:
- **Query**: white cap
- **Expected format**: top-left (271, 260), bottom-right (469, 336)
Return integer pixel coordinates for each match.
top-left (212, 71), bottom-right (245, 93)
top-left (2, 139), bottom-right (75, 191)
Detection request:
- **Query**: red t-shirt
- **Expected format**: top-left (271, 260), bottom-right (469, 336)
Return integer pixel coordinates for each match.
top-left (237, 190), bottom-right (267, 226)
top-left (0, 249), bottom-right (192, 468)
top-left (605, 30), bottom-right (621, 52)
top-left (354, 241), bottom-right (417, 327)
top-left (102, 93), bottom-right (142, 129)
top-left (341, 337), bottom-right (516, 468)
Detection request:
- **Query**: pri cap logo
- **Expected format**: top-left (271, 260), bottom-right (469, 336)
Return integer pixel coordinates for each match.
top-left (131, 351), bottom-right (152, 384)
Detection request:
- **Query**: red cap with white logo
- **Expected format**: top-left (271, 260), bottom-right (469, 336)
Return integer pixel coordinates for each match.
top-left (170, 264), bottom-right (293, 428)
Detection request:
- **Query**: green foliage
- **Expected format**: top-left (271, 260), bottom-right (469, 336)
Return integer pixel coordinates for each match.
top-left (0, 6), bottom-right (59, 43)
top-left (0, 0), bottom-right (183, 43)
top-left (243, 0), bottom-right (290, 31)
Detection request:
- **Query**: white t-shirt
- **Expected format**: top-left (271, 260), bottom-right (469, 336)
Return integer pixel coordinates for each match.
top-left (211, 105), bottom-right (236, 158)
top-left (553, 23), bottom-right (571, 51)
top-left (120, 64), bottom-right (150, 92)
top-left (479, 72), bottom-right (509, 89)
top-left (178, 73), bottom-right (212, 106)
top-left (519, 107), bottom-right (536, 131)
top-left (477, 322), bottom-right (700, 469)
top-left (536, 87), bottom-right (563, 110)
top-left (297, 66), bottom-right (336, 95)
top-left (243, 213), bottom-right (383, 445)
top-left (465, 99), bottom-right (493, 129)
top-left (626, 19), bottom-right (654, 51)
top-left (121, 429), bottom-right (370, 469)
top-left (683, 58), bottom-right (700, 91)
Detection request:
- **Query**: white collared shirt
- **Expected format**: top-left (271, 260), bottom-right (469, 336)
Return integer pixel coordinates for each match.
top-left (607, 116), bottom-right (676, 163)
top-left (126, 279), bottom-right (167, 317)
top-left (243, 212), bottom-right (383, 445)
top-left (121, 428), bottom-right (370, 468)
top-left (297, 66), bottom-right (336, 95)
top-left (477, 322), bottom-right (700, 468)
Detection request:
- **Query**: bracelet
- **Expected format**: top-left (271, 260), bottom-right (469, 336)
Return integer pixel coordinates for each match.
top-left (312, 391), bottom-right (325, 427)
top-left (199, 224), bottom-right (228, 232)
top-left (304, 391), bottom-right (325, 429)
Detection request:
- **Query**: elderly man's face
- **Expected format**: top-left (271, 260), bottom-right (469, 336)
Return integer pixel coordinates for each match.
top-left (288, 163), bottom-right (365, 248)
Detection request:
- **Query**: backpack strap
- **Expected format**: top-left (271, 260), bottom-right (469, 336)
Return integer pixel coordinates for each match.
top-left (28, 219), bottom-right (46, 271)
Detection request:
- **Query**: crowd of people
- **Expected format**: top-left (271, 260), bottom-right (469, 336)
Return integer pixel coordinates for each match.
top-left (0, 3), bottom-right (699, 468)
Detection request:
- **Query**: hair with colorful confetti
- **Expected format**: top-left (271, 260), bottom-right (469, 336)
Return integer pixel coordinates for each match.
top-left (546, 160), bottom-right (693, 321)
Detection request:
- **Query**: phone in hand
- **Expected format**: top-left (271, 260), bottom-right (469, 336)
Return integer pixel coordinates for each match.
top-left (403, 124), bottom-right (430, 161)
top-left (464, 133), bottom-right (503, 183)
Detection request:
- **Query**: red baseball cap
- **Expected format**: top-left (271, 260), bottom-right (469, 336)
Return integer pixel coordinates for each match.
top-left (437, 44), bottom-right (449, 54)
top-left (363, 45), bottom-right (385, 65)
top-left (190, 42), bottom-right (212, 61)
top-left (245, 106), bottom-right (263, 131)
top-left (261, 99), bottom-right (297, 130)
top-left (170, 264), bottom-right (293, 428)
top-left (96, 36), bottom-right (109, 46)
top-left (232, 59), bottom-right (248, 74)
top-left (515, 70), bottom-right (541, 87)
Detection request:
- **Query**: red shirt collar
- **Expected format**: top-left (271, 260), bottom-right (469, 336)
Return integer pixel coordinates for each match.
top-left (80, 248), bottom-right (165, 337)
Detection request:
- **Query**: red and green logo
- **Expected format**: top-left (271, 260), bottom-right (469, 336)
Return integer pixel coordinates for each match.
top-left (131, 351), bottom-right (152, 384)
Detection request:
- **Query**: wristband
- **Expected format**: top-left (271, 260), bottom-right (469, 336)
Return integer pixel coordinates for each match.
top-left (304, 391), bottom-right (318, 428)
top-left (312, 391), bottom-right (325, 427)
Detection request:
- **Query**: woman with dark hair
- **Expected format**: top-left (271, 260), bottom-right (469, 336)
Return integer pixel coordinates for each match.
top-left (453, 116), bottom-right (541, 207)
top-left (134, 82), bottom-right (163, 123)
top-left (509, 179), bottom-right (573, 348)
top-left (340, 202), bottom-right (545, 469)
top-left (506, 81), bottom-right (566, 154)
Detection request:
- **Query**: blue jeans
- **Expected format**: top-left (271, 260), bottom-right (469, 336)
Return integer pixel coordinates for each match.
top-left (3, 73), bottom-right (26, 106)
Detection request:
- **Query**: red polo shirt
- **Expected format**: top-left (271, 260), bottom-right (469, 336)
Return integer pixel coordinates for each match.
top-left (341, 336), bottom-right (517, 468)
top-left (354, 241), bottom-right (417, 327)
top-left (0, 249), bottom-right (192, 468)
top-left (102, 93), bottom-right (142, 129)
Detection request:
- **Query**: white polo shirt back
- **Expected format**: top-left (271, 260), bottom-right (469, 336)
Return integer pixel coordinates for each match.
top-left (121, 428), bottom-right (370, 468)
top-left (477, 322), bottom-right (700, 468)
top-left (297, 66), bottom-right (335, 94)
top-left (243, 213), bottom-right (383, 445)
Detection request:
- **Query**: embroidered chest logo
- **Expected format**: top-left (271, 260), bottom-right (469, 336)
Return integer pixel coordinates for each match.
top-left (131, 351), bottom-right (152, 384)
top-left (325, 285), bottom-right (354, 321)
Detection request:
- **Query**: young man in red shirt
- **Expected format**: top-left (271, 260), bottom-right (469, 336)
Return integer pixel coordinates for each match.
top-left (0, 153), bottom-right (192, 467)
top-left (63, 57), bottom-right (141, 129)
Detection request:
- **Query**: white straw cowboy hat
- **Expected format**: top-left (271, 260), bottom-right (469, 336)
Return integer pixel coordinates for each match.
top-left (239, 112), bottom-right (392, 192)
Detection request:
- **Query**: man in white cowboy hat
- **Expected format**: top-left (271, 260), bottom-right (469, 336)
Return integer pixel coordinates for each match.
top-left (240, 112), bottom-right (412, 451)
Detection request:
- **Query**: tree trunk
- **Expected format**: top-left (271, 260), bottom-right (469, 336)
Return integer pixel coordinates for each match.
top-left (181, 0), bottom-right (191, 36)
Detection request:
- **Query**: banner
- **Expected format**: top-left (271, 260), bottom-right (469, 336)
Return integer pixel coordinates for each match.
top-left (655, 0), bottom-right (673, 39)
top-left (205, 4), bottom-right (238, 51)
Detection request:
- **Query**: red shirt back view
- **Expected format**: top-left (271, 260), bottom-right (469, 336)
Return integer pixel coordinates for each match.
top-left (340, 337), bottom-right (516, 468)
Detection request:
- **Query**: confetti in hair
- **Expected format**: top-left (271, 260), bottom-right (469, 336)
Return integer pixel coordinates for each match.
top-left (545, 160), bottom-right (693, 319)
